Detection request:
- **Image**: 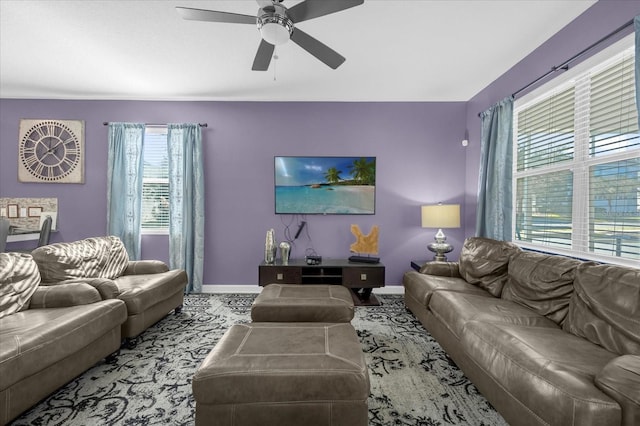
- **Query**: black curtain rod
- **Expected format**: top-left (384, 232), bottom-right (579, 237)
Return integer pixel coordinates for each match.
top-left (511, 18), bottom-right (634, 99)
top-left (478, 18), bottom-right (635, 117)
top-left (103, 122), bottom-right (208, 127)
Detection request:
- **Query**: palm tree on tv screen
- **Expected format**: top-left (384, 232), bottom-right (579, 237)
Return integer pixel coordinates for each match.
top-left (349, 157), bottom-right (375, 185)
top-left (324, 167), bottom-right (342, 184)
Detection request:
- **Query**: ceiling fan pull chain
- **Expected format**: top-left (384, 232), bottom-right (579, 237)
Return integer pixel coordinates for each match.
top-left (273, 51), bottom-right (278, 81)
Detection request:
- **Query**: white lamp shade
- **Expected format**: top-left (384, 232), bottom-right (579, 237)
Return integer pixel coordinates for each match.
top-left (421, 204), bottom-right (461, 228)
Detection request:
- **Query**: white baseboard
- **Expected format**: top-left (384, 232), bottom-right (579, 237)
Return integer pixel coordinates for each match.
top-left (201, 285), bottom-right (259, 293)
top-left (200, 284), bottom-right (404, 295)
top-left (374, 286), bottom-right (404, 294)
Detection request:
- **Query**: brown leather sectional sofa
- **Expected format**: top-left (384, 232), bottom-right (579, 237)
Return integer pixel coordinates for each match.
top-left (0, 236), bottom-right (188, 424)
top-left (403, 237), bottom-right (640, 426)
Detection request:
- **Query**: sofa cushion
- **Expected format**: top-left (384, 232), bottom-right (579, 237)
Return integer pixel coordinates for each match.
top-left (32, 236), bottom-right (129, 282)
top-left (595, 355), bottom-right (640, 426)
top-left (462, 321), bottom-right (621, 426)
top-left (43, 277), bottom-right (121, 300)
top-left (502, 251), bottom-right (581, 325)
top-left (0, 253), bottom-right (41, 319)
top-left (458, 237), bottom-right (520, 297)
top-left (28, 282), bottom-right (102, 308)
top-left (402, 270), bottom-right (489, 308)
top-left (114, 269), bottom-right (187, 315)
top-left (0, 299), bottom-right (126, 392)
top-left (563, 263), bottom-right (640, 355)
top-left (429, 291), bottom-right (558, 340)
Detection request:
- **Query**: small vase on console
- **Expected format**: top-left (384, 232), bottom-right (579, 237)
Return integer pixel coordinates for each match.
top-left (279, 241), bottom-right (290, 265)
top-left (264, 229), bottom-right (277, 264)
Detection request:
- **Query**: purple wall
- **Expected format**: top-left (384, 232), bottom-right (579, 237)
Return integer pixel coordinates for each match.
top-left (3, 1), bottom-right (636, 288)
top-left (0, 100), bottom-right (468, 286)
top-left (463, 0), bottom-right (640, 234)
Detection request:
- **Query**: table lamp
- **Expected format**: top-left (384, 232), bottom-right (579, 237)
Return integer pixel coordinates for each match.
top-left (421, 204), bottom-right (461, 261)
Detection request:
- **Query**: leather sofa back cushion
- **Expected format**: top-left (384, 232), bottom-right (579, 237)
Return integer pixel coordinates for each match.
top-left (502, 251), bottom-right (581, 324)
top-left (563, 263), bottom-right (640, 355)
top-left (0, 253), bottom-right (41, 318)
top-left (32, 236), bottom-right (129, 282)
top-left (458, 237), bottom-right (521, 297)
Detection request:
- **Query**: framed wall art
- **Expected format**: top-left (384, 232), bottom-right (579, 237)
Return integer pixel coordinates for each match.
top-left (28, 206), bottom-right (43, 217)
top-left (7, 204), bottom-right (19, 218)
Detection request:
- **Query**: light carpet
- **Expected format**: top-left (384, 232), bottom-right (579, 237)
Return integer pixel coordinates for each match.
top-left (12, 294), bottom-right (507, 426)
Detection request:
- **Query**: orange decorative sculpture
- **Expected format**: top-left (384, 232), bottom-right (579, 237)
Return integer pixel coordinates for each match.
top-left (349, 224), bottom-right (379, 255)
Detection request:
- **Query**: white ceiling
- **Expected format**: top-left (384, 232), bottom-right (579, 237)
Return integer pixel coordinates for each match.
top-left (0, 0), bottom-right (597, 102)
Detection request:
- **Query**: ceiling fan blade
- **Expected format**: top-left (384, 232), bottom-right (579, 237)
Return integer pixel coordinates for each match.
top-left (287, 0), bottom-right (364, 23)
top-left (252, 39), bottom-right (275, 71)
top-left (176, 7), bottom-right (256, 24)
top-left (290, 28), bottom-right (345, 69)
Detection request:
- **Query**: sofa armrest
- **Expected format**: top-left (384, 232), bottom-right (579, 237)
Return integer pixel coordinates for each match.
top-left (29, 283), bottom-right (102, 309)
top-left (419, 261), bottom-right (461, 278)
top-left (595, 355), bottom-right (640, 426)
top-left (123, 260), bottom-right (170, 275)
top-left (42, 278), bottom-right (120, 299)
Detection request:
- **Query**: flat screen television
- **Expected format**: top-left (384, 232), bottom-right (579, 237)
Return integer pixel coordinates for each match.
top-left (275, 156), bottom-right (376, 215)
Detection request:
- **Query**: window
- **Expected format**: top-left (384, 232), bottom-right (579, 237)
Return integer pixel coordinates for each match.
top-left (141, 126), bottom-right (169, 233)
top-left (513, 38), bottom-right (640, 266)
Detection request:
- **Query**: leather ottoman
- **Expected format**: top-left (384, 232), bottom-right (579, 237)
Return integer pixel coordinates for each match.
top-left (251, 284), bottom-right (354, 322)
top-left (192, 322), bottom-right (370, 426)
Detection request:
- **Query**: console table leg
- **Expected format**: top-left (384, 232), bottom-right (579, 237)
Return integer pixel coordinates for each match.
top-left (349, 288), bottom-right (380, 306)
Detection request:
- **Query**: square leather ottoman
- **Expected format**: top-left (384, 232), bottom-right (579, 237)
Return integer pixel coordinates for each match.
top-left (251, 284), bottom-right (354, 322)
top-left (192, 322), bottom-right (369, 426)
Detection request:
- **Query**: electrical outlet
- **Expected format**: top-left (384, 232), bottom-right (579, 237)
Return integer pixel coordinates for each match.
top-left (360, 274), bottom-right (367, 281)
top-left (277, 273), bottom-right (283, 280)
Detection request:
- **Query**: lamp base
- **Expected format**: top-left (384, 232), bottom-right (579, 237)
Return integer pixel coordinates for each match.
top-left (427, 242), bottom-right (453, 261)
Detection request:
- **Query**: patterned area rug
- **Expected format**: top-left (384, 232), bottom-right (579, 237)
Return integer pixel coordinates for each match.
top-left (12, 294), bottom-right (507, 426)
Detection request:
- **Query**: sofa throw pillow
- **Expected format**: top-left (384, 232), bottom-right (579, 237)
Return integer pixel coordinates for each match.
top-left (458, 237), bottom-right (520, 297)
top-left (0, 253), bottom-right (41, 318)
top-left (32, 236), bottom-right (129, 282)
top-left (563, 262), bottom-right (640, 355)
top-left (103, 236), bottom-right (129, 279)
top-left (502, 251), bottom-right (581, 324)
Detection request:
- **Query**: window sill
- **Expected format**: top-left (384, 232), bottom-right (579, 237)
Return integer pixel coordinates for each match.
top-left (142, 229), bottom-right (169, 236)
top-left (515, 242), bottom-right (639, 269)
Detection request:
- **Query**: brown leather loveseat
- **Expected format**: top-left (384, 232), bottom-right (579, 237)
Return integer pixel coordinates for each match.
top-left (0, 252), bottom-right (128, 425)
top-left (403, 237), bottom-right (640, 426)
top-left (31, 235), bottom-right (188, 346)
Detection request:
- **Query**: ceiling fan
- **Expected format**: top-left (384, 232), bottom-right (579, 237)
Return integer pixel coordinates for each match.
top-left (176, 0), bottom-right (364, 71)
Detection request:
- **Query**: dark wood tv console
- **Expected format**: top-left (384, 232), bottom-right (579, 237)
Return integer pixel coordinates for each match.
top-left (259, 259), bottom-right (385, 306)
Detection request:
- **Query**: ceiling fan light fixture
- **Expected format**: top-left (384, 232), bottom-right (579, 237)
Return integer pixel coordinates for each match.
top-left (257, 8), bottom-right (293, 45)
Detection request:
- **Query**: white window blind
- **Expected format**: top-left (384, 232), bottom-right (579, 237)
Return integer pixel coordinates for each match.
top-left (514, 40), bottom-right (640, 266)
top-left (141, 127), bottom-right (169, 233)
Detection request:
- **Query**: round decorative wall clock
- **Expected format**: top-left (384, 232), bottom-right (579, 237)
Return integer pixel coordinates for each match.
top-left (18, 119), bottom-right (85, 183)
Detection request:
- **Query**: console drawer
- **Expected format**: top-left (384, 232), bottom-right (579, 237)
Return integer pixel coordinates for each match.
top-left (259, 266), bottom-right (302, 285)
top-left (342, 267), bottom-right (385, 288)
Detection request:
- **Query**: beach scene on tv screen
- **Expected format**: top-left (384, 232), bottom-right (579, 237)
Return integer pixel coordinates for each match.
top-left (275, 156), bottom-right (376, 214)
